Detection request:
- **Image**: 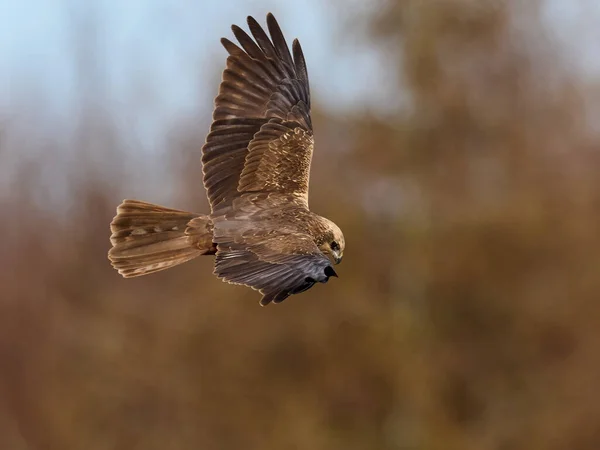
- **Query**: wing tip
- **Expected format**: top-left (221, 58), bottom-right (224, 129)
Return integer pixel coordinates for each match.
top-left (221, 37), bottom-right (243, 56)
top-left (292, 38), bottom-right (304, 57)
top-left (247, 15), bottom-right (259, 27)
top-left (266, 12), bottom-right (277, 26)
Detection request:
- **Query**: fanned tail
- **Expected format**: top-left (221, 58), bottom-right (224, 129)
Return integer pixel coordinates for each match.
top-left (108, 200), bottom-right (215, 277)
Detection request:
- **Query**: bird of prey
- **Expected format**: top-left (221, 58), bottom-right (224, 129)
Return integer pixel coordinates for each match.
top-left (108, 13), bottom-right (345, 306)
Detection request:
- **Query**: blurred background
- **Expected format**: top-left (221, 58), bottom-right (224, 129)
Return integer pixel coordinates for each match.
top-left (2, 0), bottom-right (600, 449)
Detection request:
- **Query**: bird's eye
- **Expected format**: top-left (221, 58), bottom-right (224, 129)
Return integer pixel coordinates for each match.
top-left (331, 241), bottom-right (340, 251)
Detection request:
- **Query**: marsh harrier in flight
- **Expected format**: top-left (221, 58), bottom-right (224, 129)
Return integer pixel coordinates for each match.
top-left (108, 13), bottom-right (345, 305)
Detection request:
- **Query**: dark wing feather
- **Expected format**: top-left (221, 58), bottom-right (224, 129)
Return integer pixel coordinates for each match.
top-left (247, 15), bottom-right (280, 61)
top-left (231, 25), bottom-right (264, 60)
top-left (215, 234), bottom-right (334, 306)
top-left (202, 118), bottom-right (264, 208)
top-left (292, 39), bottom-right (309, 87)
top-left (265, 14), bottom-right (295, 69)
top-left (201, 13), bottom-right (312, 211)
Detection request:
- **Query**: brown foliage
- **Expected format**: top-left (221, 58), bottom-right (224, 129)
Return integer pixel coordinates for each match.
top-left (1, 2), bottom-right (599, 449)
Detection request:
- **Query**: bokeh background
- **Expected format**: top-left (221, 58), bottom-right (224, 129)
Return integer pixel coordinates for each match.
top-left (2, 1), bottom-right (600, 449)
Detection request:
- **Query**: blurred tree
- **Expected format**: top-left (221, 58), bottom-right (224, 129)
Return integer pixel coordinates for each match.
top-left (1, 1), bottom-right (599, 449)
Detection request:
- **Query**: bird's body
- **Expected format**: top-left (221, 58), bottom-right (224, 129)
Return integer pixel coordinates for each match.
top-left (108, 13), bottom-right (345, 305)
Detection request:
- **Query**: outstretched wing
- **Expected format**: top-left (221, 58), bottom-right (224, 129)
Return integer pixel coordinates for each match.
top-left (214, 232), bottom-right (336, 306)
top-left (202, 13), bottom-right (314, 212)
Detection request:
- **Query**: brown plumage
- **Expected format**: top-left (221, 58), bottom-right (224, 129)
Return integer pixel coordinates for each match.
top-left (108, 13), bottom-right (345, 305)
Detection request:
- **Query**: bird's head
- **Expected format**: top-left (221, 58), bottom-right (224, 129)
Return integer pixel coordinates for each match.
top-left (316, 217), bottom-right (345, 265)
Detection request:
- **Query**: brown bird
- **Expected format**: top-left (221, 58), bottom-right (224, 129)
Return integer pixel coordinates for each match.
top-left (108, 13), bottom-right (345, 306)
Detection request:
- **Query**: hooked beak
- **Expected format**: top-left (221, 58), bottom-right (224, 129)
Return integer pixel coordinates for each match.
top-left (332, 250), bottom-right (343, 265)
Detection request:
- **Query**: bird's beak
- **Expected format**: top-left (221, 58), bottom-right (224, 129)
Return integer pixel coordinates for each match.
top-left (333, 250), bottom-right (343, 265)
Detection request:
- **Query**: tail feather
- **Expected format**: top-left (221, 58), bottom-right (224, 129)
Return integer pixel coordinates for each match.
top-left (108, 199), bottom-right (214, 278)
